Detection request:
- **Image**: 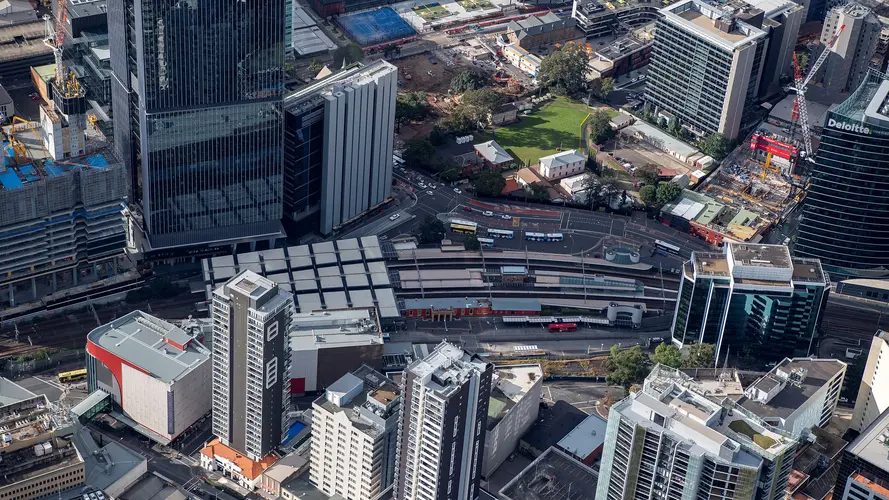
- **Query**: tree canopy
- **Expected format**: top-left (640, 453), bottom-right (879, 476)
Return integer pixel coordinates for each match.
top-left (537, 42), bottom-right (591, 97)
top-left (652, 343), bottom-right (683, 368)
top-left (639, 184), bottom-right (657, 207)
top-left (415, 216), bottom-right (447, 244)
top-left (438, 107), bottom-right (475, 135)
top-left (656, 181), bottom-right (682, 206)
top-left (605, 345), bottom-right (650, 389)
top-left (700, 133), bottom-right (730, 160)
top-left (396, 92), bottom-right (431, 127)
top-left (460, 88), bottom-right (502, 126)
top-left (587, 110), bottom-right (615, 145)
top-left (588, 77), bottom-right (615, 101)
top-left (473, 169), bottom-right (506, 197)
top-left (403, 139), bottom-right (436, 169)
top-left (450, 70), bottom-right (489, 93)
top-left (637, 163), bottom-right (660, 186)
top-left (683, 343), bottom-right (717, 368)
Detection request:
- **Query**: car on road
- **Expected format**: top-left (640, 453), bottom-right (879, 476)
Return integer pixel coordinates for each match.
top-left (483, 211), bottom-right (494, 217)
top-left (426, 190), bottom-right (433, 195)
top-left (418, 183), bottom-right (426, 189)
top-left (389, 214), bottom-right (401, 221)
top-left (462, 206), bottom-right (472, 212)
top-left (453, 188), bottom-right (461, 194)
top-left (429, 183), bottom-right (436, 189)
top-left (500, 214), bottom-right (511, 220)
top-left (28, 92), bottom-right (39, 100)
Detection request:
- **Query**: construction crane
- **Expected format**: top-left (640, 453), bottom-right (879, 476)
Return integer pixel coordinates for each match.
top-left (42, 1), bottom-right (83, 100)
top-left (788, 23), bottom-right (845, 160)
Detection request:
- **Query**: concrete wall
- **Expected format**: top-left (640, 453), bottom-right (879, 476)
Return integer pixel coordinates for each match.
top-left (171, 358), bottom-right (212, 437)
top-left (320, 63), bottom-right (396, 234)
top-left (853, 335), bottom-right (889, 433)
top-left (482, 375), bottom-right (542, 477)
top-left (122, 363), bottom-right (173, 440)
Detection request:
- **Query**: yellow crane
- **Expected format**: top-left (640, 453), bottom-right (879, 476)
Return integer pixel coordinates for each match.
top-left (10, 116), bottom-right (50, 159)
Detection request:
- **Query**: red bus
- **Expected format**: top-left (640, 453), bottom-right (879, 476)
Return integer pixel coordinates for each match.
top-left (548, 323), bottom-right (577, 332)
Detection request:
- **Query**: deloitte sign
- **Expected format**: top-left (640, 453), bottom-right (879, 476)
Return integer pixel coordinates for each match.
top-left (827, 118), bottom-right (871, 135)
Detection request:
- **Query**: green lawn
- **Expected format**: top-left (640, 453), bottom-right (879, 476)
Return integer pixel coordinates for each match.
top-left (413, 3), bottom-right (449, 19)
top-left (489, 98), bottom-right (592, 166)
top-left (458, 0), bottom-right (493, 10)
top-left (728, 419), bottom-right (777, 449)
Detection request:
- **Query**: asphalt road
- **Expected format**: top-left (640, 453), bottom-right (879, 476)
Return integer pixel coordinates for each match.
top-left (373, 166), bottom-right (709, 266)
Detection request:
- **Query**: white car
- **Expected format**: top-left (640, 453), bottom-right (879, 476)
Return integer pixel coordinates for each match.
top-left (454, 188), bottom-right (462, 194)
top-left (501, 214), bottom-right (512, 220)
top-left (418, 183), bottom-right (426, 189)
top-left (426, 190), bottom-right (434, 196)
top-left (483, 211), bottom-right (494, 217)
top-left (429, 183), bottom-right (436, 189)
top-left (389, 214), bottom-right (401, 221)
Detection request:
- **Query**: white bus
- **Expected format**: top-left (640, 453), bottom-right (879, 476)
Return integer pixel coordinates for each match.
top-left (545, 233), bottom-right (564, 242)
top-left (477, 237), bottom-right (495, 248)
top-left (655, 239), bottom-right (681, 255)
top-left (525, 232), bottom-right (546, 241)
top-left (487, 228), bottom-right (515, 239)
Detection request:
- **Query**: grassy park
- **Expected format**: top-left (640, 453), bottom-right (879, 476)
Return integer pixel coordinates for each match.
top-left (487, 98), bottom-right (600, 166)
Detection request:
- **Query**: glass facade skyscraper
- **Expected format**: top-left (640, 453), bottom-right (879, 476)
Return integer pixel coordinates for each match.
top-left (671, 243), bottom-right (829, 365)
top-left (796, 70), bottom-right (889, 278)
top-left (109, 0), bottom-right (286, 252)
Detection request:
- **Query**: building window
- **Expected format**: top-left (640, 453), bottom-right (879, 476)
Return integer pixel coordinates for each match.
top-left (267, 357), bottom-right (278, 388)
top-left (267, 322), bottom-right (279, 341)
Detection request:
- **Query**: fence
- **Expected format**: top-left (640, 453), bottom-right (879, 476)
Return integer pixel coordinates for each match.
top-left (1, 348), bottom-right (86, 378)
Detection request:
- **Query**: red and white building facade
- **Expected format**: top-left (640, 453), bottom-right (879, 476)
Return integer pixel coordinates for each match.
top-left (86, 310), bottom-right (212, 444)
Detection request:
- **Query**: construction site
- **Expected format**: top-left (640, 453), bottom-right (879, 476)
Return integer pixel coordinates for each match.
top-left (661, 19), bottom-right (848, 246)
top-left (0, 3), bottom-right (128, 310)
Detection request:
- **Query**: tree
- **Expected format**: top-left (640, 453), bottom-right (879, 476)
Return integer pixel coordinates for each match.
top-left (403, 139), bottom-right (436, 169)
top-left (587, 110), bottom-right (615, 145)
top-left (460, 88), bottom-right (502, 126)
top-left (436, 164), bottom-right (463, 182)
top-left (580, 173), bottom-right (603, 209)
top-left (308, 58), bottom-right (322, 74)
top-left (668, 118), bottom-right (682, 137)
top-left (605, 345), bottom-right (650, 389)
top-left (450, 70), bottom-right (489, 93)
top-left (396, 92), bottom-right (431, 128)
top-left (638, 163), bottom-right (660, 186)
top-left (652, 343), bottom-right (683, 368)
top-left (537, 42), bottom-right (591, 97)
top-left (473, 169), bottom-right (506, 197)
top-left (639, 184), bottom-right (657, 207)
top-left (464, 234), bottom-right (481, 251)
top-left (333, 43), bottom-right (364, 68)
top-left (415, 216), bottom-right (447, 244)
top-left (683, 343), bottom-right (717, 368)
top-left (524, 183), bottom-right (550, 202)
top-left (656, 181), bottom-right (682, 206)
top-left (429, 126), bottom-right (446, 146)
top-left (439, 107), bottom-right (475, 135)
top-left (598, 77), bottom-right (615, 100)
top-left (700, 132), bottom-right (730, 160)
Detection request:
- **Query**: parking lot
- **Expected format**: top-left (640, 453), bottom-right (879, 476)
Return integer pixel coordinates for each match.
top-left (11, 373), bottom-right (89, 406)
top-left (543, 380), bottom-right (623, 414)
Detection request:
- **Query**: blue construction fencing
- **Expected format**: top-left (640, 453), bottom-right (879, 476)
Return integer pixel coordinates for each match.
top-left (338, 8), bottom-right (416, 46)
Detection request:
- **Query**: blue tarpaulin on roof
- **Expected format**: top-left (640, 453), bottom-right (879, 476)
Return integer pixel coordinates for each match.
top-left (0, 170), bottom-right (24, 190)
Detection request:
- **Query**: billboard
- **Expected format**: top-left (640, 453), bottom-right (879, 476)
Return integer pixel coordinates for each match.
top-left (750, 134), bottom-right (799, 161)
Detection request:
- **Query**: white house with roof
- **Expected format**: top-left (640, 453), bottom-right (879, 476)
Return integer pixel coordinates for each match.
top-left (475, 140), bottom-right (513, 167)
top-left (537, 149), bottom-right (587, 180)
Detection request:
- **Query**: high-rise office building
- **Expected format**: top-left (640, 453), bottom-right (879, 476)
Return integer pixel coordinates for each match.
top-left (596, 364), bottom-right (799, 500)
top-left (282, 61), bottom-right (397, 235)
top-left (108, 0), bottom-right (286, 255)
top-left (394, 342), bottom-right (493, 500)
top-left (210, 270), bottom-right (292, 461)
top-left (646, 0), bottom-right (801, 140)
top-left (820, 3), bottom-right (881, 93)
top-left (852, 331), bottom-right (889, 433)
top-left (671, 243), bottom-right (829, 365)
top-left (796, 70), bottom-right (889, 278)
top-left (310, 365), bottom-right (401, 500)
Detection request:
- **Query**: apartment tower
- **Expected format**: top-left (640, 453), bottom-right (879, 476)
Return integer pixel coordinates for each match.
top-left (211, 270), bottom-right (292, 461)
top-left (645, 0), bottom-right (802, 139)
top-left (108, 0), bottom-right (286, 255)
top-left (311, 366), bottom-right (401, 500)
top-left (394, 342), bottom-right (493, 500)
top-left (596, 364), bottom-right (798, 500)
top-left (820, 3), bottom-right (881, 93)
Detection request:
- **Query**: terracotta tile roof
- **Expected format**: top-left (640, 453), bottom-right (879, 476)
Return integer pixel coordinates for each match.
top-left (501, 178), bottom-right (522, 195)
top-left (200, 438), bottom-right (278, 480)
